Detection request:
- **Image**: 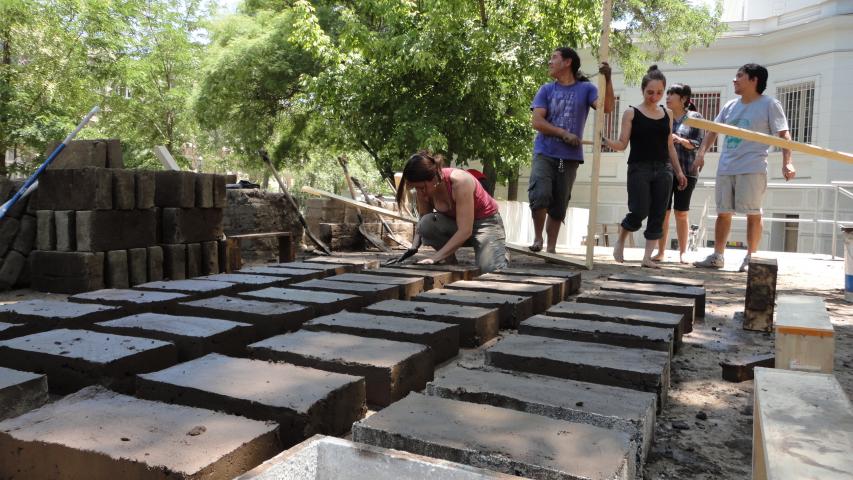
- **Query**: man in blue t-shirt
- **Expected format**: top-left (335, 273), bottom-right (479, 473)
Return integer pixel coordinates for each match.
top-left (528, 47), bottom-right (614, 253)
top-left (694, 63), bottom-right (795, 272)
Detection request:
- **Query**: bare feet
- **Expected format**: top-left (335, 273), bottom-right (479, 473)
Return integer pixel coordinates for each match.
top-left (679, 253), bottom-right (688, 264)
top-left (529, 239), bottom-right (543, 252)
top-left (613, 239), bottom-right (624, 263)
top-left (651, 253), bottom-right (664, 262)
top-left (642, 258), bottom-right (661, 269)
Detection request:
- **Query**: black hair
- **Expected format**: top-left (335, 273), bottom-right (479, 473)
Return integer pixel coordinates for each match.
top-left (667, 83), bottom-right (697, 111)
top-left (641, 65), bottom-right (666, 90)
top-left (395, 150), bottom-right (445, 204)
top-left (556, 47), bottom-right (589, 82)
top-left (739, 63), bottom-right (768, 94)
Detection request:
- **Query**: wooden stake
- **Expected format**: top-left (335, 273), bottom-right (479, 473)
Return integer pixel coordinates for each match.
top-left (302, 186), bottom-right (418, 224)
top-left (505, 243), bottom-right (588, 268)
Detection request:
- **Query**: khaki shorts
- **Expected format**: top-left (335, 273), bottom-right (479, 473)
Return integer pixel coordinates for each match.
top-left (715, 173), bottom-right (767, 215)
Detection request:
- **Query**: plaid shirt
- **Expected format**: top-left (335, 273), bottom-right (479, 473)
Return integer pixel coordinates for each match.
top-left (673, 111), bottom-right (705, 177)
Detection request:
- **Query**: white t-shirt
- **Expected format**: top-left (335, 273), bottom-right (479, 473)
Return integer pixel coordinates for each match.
top-left (715, 95), bottom-right (789, 175)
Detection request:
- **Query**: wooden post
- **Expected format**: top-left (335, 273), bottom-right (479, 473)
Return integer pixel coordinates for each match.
top-left (585, 0), bottom-right (613, 270)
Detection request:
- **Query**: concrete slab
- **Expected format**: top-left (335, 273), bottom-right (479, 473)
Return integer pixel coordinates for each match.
top-left (0, 299), bottom-right (122, 339)
top-left (94, 313), bottom-right (255, 360)
top-left (360, 267), bottom-right (453, 290)
top-left (520, 314), bottom-right (674, 356)
top-left (413, 288), bottom-right (533, 329)
top-left (352, 392), bottom-right (634, 480)
top-left (137, 353), bottom-right (366, 445)
top-left (477, 273), bottom-right (570, 302)
top-left (396, 263), bottom-right (480, 281)
top-left (426, 365), bottom-right (656, 470)
top-left (600, 280), bottom-right (706, 318)
top-left (446, 280), bottom-right (553, 314)
top-left (197, 273), bottom-right (289, 289)
top-left (0, 385), bottom-right (281, 480)
top-left (0, 366), bottom-right (48, 421)
top-left (237, 265), bottom-right (323, 280)
top-left (495, 267), bottom-right (582, 294)
top-left (608, 273), bottom-right (703, 288)
top-left (304, 311), bottom-right (460, 363)
top-left (0, 322), bottom-right (23, 340)
top-left (486, 334), bottom-right (671, 411)
top-left (69, 288), bottom-right (190, 313)
top-left (289, 279), bottom-right (400, 304)
top-left (304, 256), bottom-right (380, 271)
top-left (239, 287), bottom-right (363, 314)
top-left (171, 296), bottom-right (314, 337)
top-left (577, 290), bottom-right (695, 335)
top-left (134, 279), bottom-right (237, 298)
top-left (0, 328), bottom-right (178, 394)
top-left (268, 261), bottom-right (354, 276)
top-left (364, 300), bottom-right (499, 347)
top-left (326, 273), bottom-right (424, 300)
top-left (547, 301), bottom-right (684, 352)
top-left (249, 330), bottom-right (432, 407)
top-left (237, 435), bottom-right (525, 480)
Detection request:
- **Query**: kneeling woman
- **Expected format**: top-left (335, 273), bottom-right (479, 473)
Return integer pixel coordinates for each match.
top-left (396, 151), bottom-right (508, 273)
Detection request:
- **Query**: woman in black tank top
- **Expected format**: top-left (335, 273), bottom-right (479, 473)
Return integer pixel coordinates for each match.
top-left (602, 66), bottom-right (688, 268)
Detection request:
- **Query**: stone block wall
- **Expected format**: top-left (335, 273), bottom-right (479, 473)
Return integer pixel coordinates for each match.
top-left (223, 189), bottom-right (303, 265)
top-left (303, 197), bottom-right (413, 251)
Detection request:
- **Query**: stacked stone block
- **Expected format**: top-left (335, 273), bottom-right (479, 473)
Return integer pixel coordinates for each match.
top-left (304, 197), bottom-right (413, 251)
top-left (0, 178), bottom-right (40, 290)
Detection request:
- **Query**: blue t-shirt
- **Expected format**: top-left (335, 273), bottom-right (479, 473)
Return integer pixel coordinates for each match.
top-left (531, 81), bottom-right (598, 162)
top-left (715, 95), bottom-right (789, 175)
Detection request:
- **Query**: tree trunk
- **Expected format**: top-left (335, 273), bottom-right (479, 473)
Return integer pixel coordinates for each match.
top-left (0, 30), bottom-right (12, 177)
top-left (482, 159), bottom-right (497, 197)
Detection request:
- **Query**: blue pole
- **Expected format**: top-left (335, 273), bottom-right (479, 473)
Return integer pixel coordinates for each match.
top-left (0, 106), bottom-right (100, 220)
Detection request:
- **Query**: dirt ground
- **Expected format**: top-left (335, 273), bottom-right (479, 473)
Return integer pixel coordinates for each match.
top-left (1, 245), bottom-right (849, 479)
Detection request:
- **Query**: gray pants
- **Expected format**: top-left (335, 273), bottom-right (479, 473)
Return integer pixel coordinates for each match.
top-left (417, 212), bottom-right (509, 273)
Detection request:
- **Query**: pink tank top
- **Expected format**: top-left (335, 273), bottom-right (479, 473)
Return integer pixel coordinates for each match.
top-left (439, 168), bottom-right (499, 220)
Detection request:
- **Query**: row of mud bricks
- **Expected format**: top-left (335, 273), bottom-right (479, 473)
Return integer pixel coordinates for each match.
top-left (0, 256), bottom-right (705, 479)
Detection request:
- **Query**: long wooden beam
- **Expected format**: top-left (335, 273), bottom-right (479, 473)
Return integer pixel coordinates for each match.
top-left (506, 243), bottom-right (588, 269)
top-left (301, 186), bottom-right (418, 224)
top-left (684, 117), bottom-right (853, 164)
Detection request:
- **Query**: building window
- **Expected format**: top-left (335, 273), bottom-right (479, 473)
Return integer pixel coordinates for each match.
top-left (602, 96), bottom-right (620, 152)
top-left (692, 91), bottom-right (721, 152)
top-left (777, 81), bottom-right (815, 144)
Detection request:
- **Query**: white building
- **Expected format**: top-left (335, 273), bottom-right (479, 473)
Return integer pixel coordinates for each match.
top-left (492, 0), bottom-right (853, 256)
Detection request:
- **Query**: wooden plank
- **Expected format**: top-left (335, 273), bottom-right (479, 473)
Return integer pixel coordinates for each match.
top-left (505, 243), bottom-right (588, 269)
top-left (684, 117), bottom-right (853, 164)
top-left (301, 186), bottom-right (417, 224)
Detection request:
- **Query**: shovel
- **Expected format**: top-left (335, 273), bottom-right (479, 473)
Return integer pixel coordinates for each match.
top-left (259, 150), bottom-right (331, 255)
top-left (337, 156), bottom-right (391, 252)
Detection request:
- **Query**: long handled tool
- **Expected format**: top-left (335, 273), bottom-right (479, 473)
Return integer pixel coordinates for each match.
top-left (259, 150), bottom-right (331, 255)
top-left (337, 156), bottom-right (391, 252)
top-left (351, 176), bottom-right (411, 248)
top-left (0, 106), bottom-right (100, 220)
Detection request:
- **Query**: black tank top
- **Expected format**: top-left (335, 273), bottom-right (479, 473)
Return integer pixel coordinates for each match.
top-left (627, 106), bottom-right (670, 164)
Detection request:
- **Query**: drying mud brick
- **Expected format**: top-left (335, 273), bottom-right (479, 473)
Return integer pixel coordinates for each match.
top-left (495, 267), bottom-right (582, 294)
top-left (743, 257), bottom-right (778, 332)
top-left (304, 256), bottom-right (380, 271)
top-left (11, 214), bottom-right (36, 255)
top-left (304, 311), bottom-right (460, 363)
top-left (213, 174), bottom-right (227, 208)
top-left (600, 280), bottom-right (706, 318)
top-left (134, 279), bottom-right (237, 299)
top-left (30, 251), bottom-right (105, 293)
top-left (201, 240), bottom-right (219, 275)
top-left (720, 353), bottom-right (775, 382)
top-left (0, 385), bottom-right (281, 480)
top-left (186, 242), bottom-right (202, 277)
top-left (36, 167), bottom-right (113, 210)
top-left (162, 208), bottom-right (224, 244)
top-left (70, 288), bottom-right (189, 313)
top-left (249, 330), bottom-right (432, 407)
top-left (76, 209), bottom-right (158, 251)
top-left (352, 392), bottom-right (635, 480)
top-left (577, 290), bottom-right (695, 335)
top-left (36, 210), bottom-right (56, 250)
top-left (54, 210), bottom-right (76, 251)
top-left (0, 251), bottom-right (26, 290)
top-left (0, 322), bottom-right (25, 340)
top-left (447, 280), bottom-right (552, 314)
top-left (364, 299), bottom-right (499, 347)
top-left (237, 266), bottom-right (323, 280)
top-left (476, 272), bottom-right (570, 302)
top-left (171, 296), bottom-right (314, 337)
top-left (271, 261), bottom-right (356, 276)
top-left (413, 288), bottom-right (533, 329)
top-left (163, 243), bottom-right (187, 280)
top-left (112, 169), bottom-right (136, 210)
top-left (93, 313), bottom-right (255, 360)
top-left (154, 171), bottom-right (196, 207)
top-left (327, 273), bottom-right (424, 300)
top-left (106, 250), bottom-right (130, 289)
top-left (44, 140), bottom-right (109, 169)
top-left (135, 170), bottom-right (155, 209)
top-left (0, 217), bottom-right (19, 256)
top-left (398, 263), bottom-right (480, 281)
top-left (199, 273), bottom-right (288, 289)
top-left (361, 267), bottom-right (453, 290)
top-left (426, 365), bottom-right (656, 470)
top-left (147, 245), bottom-right (164, 282)
top-left (0, 300), bottom-right (120, 332)
top-left (608, 272), bottom-right (704, 288)
top-left (0, 329), bottom-right (178, 394)
top-left (0, 367), bottom-right (48, 421)
top-left (239, 287), bottom-right (362, 314)
top-left (289, 279), bottom-right (400, 304)
top-left (547, 301), bottom-right (684, 352)
top-left (128, 247), bottom-right (147, 286)
top-left (486, 334), bottom-right (671, 411)
top-left (137, 353), bottom-right (366, 445)
top-left (520, 314), bottom-right (674, 356)
top-left (195, 173), bottom-right (215, 208)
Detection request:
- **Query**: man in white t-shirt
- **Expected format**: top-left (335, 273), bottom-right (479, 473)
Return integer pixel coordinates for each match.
top-left (694, 63), bottom-right (795, 272)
